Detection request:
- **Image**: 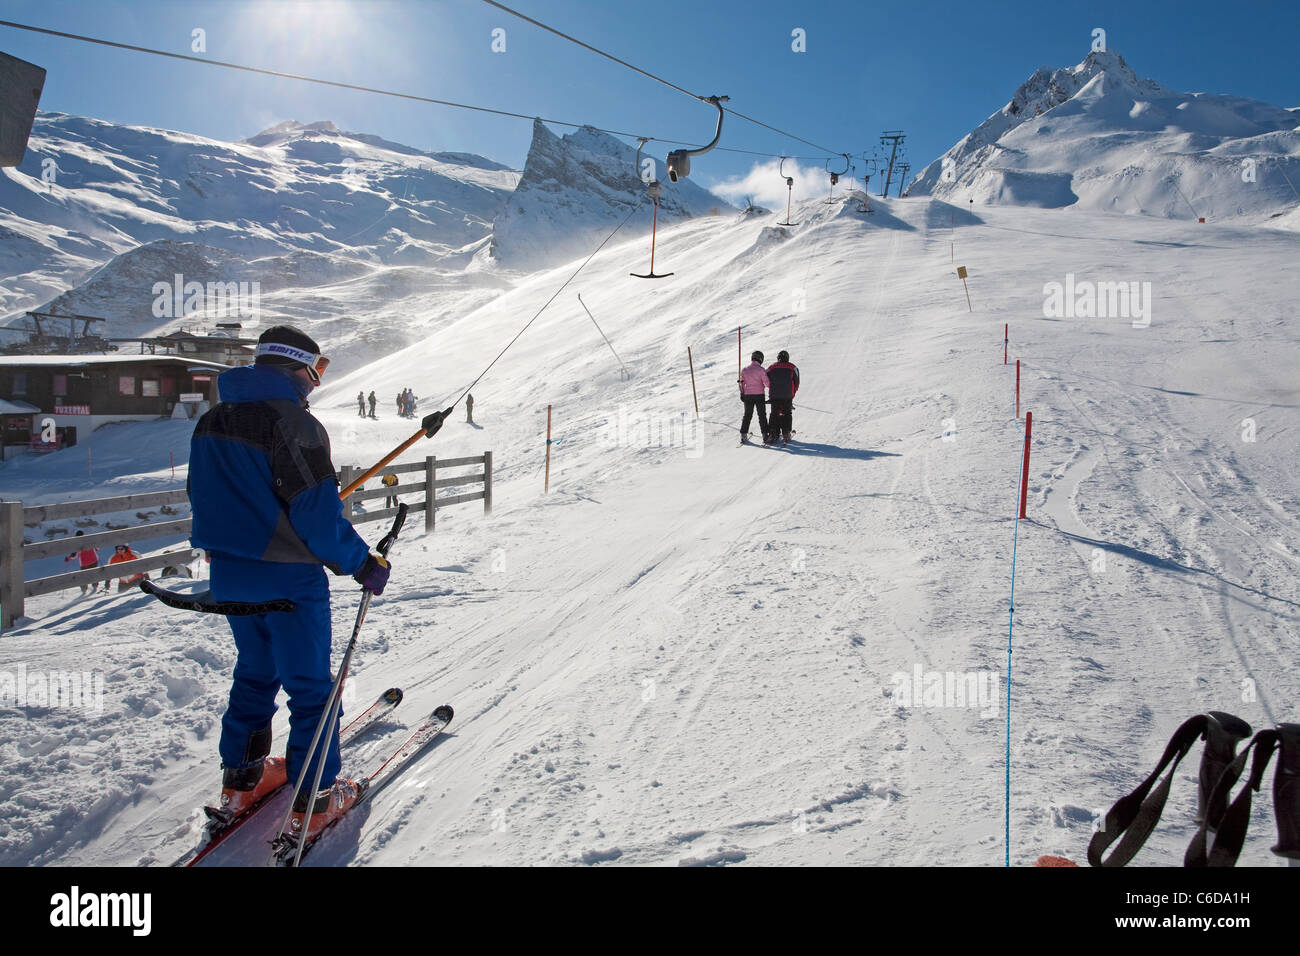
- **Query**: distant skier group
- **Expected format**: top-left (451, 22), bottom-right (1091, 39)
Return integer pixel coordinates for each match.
top-left (354, 389), bottom-right (417, 419)
top-left (396, 388), bottom-right (419, 418)
top-left (739, 349), bottom-right (801, 445)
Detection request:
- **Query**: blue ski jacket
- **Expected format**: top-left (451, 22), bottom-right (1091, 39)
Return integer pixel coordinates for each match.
top-left (189, 364), bottom-right (370, 601)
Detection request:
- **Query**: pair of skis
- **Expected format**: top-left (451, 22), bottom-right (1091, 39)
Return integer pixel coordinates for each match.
top-left (269, 703), bottom-right (454, 867)
top-left (174, 686), bottom-right (402, 866)
top-left (171, 688), bottom-right (454, 867)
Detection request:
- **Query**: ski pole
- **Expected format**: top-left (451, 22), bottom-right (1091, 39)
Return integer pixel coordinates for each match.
top-left (269, 504), bottom-right (408, 865)
top-left (339, 410), bottom-right (452, 500)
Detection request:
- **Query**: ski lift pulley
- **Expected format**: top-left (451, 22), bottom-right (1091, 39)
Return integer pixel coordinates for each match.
top-left (665, 95), bottom-right (729, 182)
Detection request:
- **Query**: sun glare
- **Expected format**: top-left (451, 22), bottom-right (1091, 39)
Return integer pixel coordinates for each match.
top-left (231, 0), bottom-right (370, 65)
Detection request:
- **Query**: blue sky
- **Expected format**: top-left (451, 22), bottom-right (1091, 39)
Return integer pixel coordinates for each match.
top-left (2, 0), bottom-right (1296, 196)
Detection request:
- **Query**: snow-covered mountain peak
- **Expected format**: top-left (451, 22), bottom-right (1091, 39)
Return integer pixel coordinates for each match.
top-left (242, 119), bottom-right (342, 147)
top-left (487, 119), bottom-right (733, 271)
top-left (907, 51), bottom-right (1300, 225)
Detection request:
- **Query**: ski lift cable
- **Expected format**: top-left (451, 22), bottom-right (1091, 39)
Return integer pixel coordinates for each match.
top-left (0, 18), bottom-right (651, 139)
top-left (478, 0), bottom-right (850, 158)
top-left (448, 197), bottom-right (646, 409)
top-left (334, 197), bottom-right (641, 501)
top-left (0, 19), bottom-right (866, 165)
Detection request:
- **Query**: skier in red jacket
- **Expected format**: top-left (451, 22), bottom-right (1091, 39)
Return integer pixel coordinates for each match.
top-left (65, 530), bottom-right (103, 594)
top-left (766, 350), bottom-right (801, 445)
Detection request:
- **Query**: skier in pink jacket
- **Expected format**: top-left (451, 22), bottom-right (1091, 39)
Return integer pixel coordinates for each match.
top-left (739, 351), bottom-right (771, 444)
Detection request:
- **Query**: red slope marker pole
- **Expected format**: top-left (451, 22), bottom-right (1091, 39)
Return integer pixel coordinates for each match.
top-left (1004, 324), bottom-right (1008, 365)
top-left (1019, 412), bottom-right (1033, 519)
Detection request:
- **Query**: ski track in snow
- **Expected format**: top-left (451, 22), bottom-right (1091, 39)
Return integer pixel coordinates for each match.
top-left (1, 196), bottom-right (1297, 866)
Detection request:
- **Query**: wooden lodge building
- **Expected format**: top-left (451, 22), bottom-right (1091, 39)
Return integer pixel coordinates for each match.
top-left (0, 354), bottom-right (231, 454)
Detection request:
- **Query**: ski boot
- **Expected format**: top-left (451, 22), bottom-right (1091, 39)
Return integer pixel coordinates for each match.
top-left (213, 724), bottom-right (287, 824)
top-left (290, 777), bottom-right (369, 842)
top-left (216, 756), bottom-right (287, 822)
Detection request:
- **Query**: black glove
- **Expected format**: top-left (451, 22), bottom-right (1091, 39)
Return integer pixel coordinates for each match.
top-left (354, 554), bottom-right (390, 595)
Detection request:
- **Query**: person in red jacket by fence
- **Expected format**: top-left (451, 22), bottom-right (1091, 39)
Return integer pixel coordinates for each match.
top-left (64, 530), bottom-right (103, 595)
top-left (766, 350), bottom-right (801, 445)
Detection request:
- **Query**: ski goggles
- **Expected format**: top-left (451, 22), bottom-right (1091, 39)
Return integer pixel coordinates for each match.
top-left (306, 355), bottom-right (330, 384)
top-left (255, 342), bottom-right (331, 384)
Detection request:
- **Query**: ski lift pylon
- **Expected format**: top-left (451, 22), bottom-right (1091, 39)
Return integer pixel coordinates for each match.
top-left (630, 137), bottom-right (672, 279)
top-left (778, 156), bottom-right (799, 227)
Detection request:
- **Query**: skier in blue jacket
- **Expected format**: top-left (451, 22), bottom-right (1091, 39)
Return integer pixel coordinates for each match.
top-left (188, 325), bottom-right (391, 839)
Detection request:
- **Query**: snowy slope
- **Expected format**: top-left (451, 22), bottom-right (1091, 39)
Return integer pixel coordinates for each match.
top-left (2, 190), bottom-right (1297, 867)
top-left (489, 120), bottom-right (734, 271)
top-left (908, 51), bottom-right (1300, 226)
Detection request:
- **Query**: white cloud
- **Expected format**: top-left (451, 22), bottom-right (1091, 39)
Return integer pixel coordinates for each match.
top-left (707, 158), bottom-right (853, 210)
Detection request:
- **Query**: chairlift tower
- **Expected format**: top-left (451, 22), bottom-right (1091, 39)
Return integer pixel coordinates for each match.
top-left (880, 130), bottom-right (905, 198)
top-left (896, 163), bottom-right (911, 198)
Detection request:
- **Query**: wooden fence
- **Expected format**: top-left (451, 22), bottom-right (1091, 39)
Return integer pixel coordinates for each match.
top-left (0, 452), bottom-right (492, 630)
top-left (1, 489), bottom-right (199, 629)
top-left (339, 452), bottom-right (492, 532)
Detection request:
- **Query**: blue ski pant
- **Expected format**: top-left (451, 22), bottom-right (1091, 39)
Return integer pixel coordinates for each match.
top-left (219, 597), bottom-right (342, 790)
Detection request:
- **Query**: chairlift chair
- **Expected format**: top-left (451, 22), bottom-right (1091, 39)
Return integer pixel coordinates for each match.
top-left (632, 95), bottom-right (728, 279)
top-left (630, 138), bottom-right (673, 279)
top-left (825, 153), bottom-right (850, 203)
top-left (777, 156), bottom-right (799, 226)
top-left (857, 154), bottom-right (878, 213)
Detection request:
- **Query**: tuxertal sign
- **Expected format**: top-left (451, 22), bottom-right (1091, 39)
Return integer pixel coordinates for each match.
top-left (53, 405), bottom-right (90, 416)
